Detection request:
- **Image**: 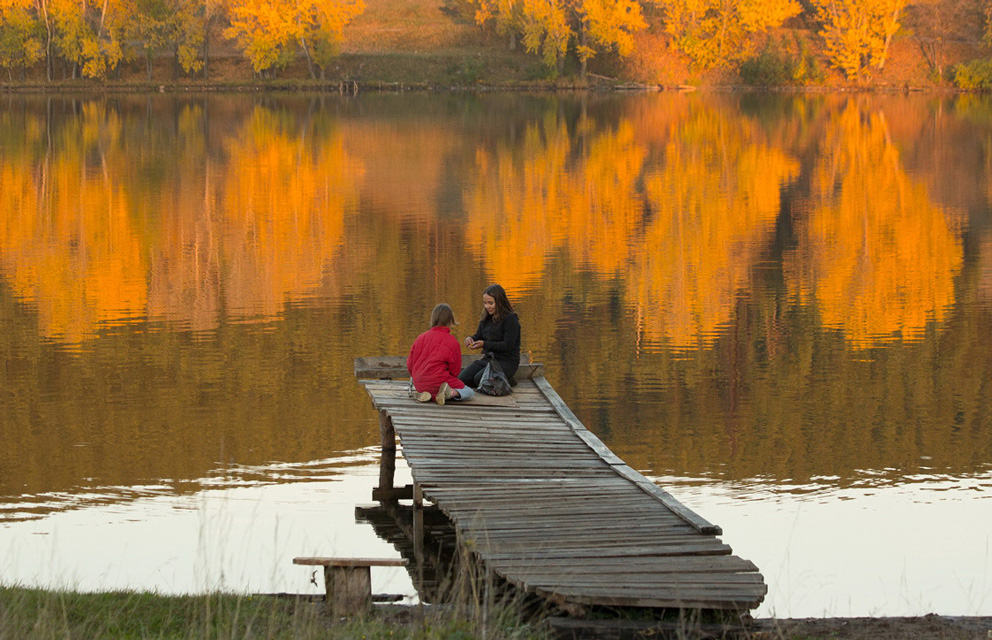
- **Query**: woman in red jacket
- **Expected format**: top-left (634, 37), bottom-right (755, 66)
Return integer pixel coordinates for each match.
top-left (407, 303), bottom-right (475, 405)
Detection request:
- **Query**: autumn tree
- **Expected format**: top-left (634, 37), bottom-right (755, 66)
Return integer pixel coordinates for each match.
top-left (224, 0), bottom-right (363, 77)
top-left (577, 0), bottom-right (645, 75)
top-left (167, 0), bottom-right (207, 76)
top-left (296, 0), bottom-right (364, 79)
top-left (46, 0), bottom-right (125, 78)
top-left (125, 0), bottom-right (170, 79)
top-left (812, 0), bottom-right (906, 82)
top-left (474, 0), bottom-right (648, 75)
top-left (224, 0), bottom-right (296, 75)
top-left (475, 0), bottom-right (526, 49)
top-left (0, 0), bottom-right (44, 80)
top-left (659, 0), bottom-right (801, 68)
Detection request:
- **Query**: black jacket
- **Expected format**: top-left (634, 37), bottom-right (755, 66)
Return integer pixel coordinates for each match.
top-left (470, 313), bottom-right (521, 368)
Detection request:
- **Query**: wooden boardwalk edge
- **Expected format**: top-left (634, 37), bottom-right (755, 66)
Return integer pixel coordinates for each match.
top-left (527, 376), bottom-right (722, 536)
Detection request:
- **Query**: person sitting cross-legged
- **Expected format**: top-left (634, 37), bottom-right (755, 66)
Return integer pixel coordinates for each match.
top-left (407, 303), bottom-right (475, 406)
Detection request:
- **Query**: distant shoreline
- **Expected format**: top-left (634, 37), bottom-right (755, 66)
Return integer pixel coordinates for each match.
top-left (0, 80), bottom-right (968, 94)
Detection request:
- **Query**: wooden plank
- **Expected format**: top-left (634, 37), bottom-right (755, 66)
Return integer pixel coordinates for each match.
top-left (488, 556), bottom-right (760, 573)
top-left (293, 557), bottom-right (408, 567)
top-left (531, 587), bottom-right (764, 610)
top-left (354, 355), bottom-right (539, 380)
top-left (528, 376), bottom-right (722, 536)
top-left (472, 542), bottom-right (733, 560)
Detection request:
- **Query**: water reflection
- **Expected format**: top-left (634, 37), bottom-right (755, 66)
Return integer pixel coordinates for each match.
top-left (785, 99), bottom-right (962, 349)
top-left (1, 92), bottom-right (991, 616)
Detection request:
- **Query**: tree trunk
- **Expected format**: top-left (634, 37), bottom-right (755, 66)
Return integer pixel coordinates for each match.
top-left (202, 14), bottom-right (214, 80)
top-left (300, 37), bottom-right (317, 79)
top-left (580, 25), bottom-right (587, 79)
top-left (38, 0), bottom-right (53, 82)
top-left (877, 5), bottom-right (902, 72)
top-left (146, 47), bottom-right (153, 81)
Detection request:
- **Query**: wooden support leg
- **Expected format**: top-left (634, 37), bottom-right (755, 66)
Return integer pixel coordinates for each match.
top-left (378, 443), bottom-right (396, 493)
top-left (379, 410), bottom-right (395, 451)
top-left (413, 481), bottom-right (425, 590)
top-left (324, 565), bottom-right (372, 616)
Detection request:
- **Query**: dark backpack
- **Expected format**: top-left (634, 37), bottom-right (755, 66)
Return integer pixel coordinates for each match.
top-left (477, 354), bottom-right (512, 396)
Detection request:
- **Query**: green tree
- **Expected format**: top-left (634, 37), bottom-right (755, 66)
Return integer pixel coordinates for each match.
top-left (126, 0), bottom-right (170, 79)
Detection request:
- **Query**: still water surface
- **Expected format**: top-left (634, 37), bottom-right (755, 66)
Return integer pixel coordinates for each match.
top-left (1, 92), bottom-right (990, 617)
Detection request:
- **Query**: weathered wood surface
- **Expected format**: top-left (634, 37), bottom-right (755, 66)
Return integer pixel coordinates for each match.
top-left (356, 366), bottom-right (766, 612)
top-left (355, 354), bottom-right (542, 380)
top-left (293, 557), bottom-right (408, 615)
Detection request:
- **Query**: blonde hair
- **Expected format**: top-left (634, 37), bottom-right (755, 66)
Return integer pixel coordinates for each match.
top-left (430, 303), bottom-right (457, 327)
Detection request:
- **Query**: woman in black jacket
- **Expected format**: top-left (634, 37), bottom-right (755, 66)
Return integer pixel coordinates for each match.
top-left (459, 284), bottom-right (521, 388)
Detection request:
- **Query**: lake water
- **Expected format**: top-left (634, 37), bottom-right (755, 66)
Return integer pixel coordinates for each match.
top-left (1, 91), bottom-right (990, 618)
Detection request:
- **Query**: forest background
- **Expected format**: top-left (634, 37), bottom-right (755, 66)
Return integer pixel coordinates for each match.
top-left (3, 0), bottom-right (992, 91)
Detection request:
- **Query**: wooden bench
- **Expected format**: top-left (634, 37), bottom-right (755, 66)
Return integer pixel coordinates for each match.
top-left (293, 557), bottom-right (408, 615)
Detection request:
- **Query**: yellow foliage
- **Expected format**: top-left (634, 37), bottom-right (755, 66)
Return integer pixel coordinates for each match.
top-left (581, 0), bottom-right (646, 59)
top-left (0, 3), bottom-right (44, 71)
top-left (660, 0), bottom-right (800, 68)
top-left (474, 0), bottom-right (647, 70)
top-left (224, 0), bottom-right (297, 72)
top-left (812, 0), bottom-right (906, 81)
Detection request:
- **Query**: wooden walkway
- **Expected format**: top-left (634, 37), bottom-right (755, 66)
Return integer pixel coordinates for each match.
top-left (355, 357), bottom-right (766, 613)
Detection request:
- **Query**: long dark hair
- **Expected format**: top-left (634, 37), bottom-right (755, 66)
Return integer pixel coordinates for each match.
top-left (482, 284), bottom-right (514, 323)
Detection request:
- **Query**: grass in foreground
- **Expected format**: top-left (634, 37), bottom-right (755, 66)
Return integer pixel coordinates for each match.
top-left (0, 586), bottom-right (550, 640)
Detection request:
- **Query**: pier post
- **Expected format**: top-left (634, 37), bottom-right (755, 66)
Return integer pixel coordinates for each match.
top-left (413, 481), bottom-right (425, 591)
top-left (378, 445), bottom-right (396, 493)
top-left (379, 410), bottom-right (396, 450)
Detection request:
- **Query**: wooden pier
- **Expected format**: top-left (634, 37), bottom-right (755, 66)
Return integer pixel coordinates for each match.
top-left (355, 357), bottom-right (766, 614)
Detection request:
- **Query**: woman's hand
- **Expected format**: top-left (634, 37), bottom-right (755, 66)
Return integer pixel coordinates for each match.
top-left (465, 337), bottom-right (483, 349)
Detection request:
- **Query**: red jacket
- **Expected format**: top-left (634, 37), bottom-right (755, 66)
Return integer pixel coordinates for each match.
top-left (407, 326), bottom-right (466, 395)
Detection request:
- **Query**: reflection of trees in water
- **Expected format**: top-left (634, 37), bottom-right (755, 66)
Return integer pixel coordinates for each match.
top-left (0, 93), bottom-right (989, 499)
top-left (0, 98), bottom-right (364, 340)
top-left (464, 98), bottom-right (797, 354)
top-left (0, 102), bottom-right (148, 343)
top-left (634, 108), bottom-right (799, 350)
top-left (785, 98), bottom-right (963, 349)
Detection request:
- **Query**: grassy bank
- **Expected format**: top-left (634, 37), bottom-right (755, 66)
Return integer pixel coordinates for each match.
top-left (3, 586), bottom-right (991, 639)
top-left (0, 586), bottom-right (551, 640)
